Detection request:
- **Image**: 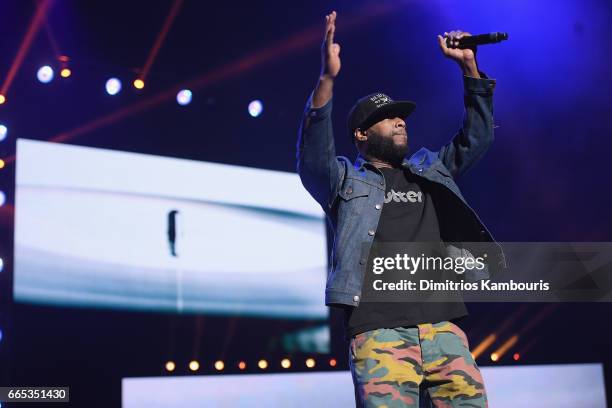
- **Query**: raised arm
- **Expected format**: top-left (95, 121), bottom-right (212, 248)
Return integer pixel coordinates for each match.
top-left (297, 11), bottom-right (345, 211)
top-left (437, 30), bottom-right (497, 179)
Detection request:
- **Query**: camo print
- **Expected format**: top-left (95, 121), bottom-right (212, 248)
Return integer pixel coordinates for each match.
top-left (349, 321), bottom-right (487, 407)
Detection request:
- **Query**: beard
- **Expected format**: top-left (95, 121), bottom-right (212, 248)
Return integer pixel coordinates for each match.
top-left (364, 130), bottom-right (408, 166)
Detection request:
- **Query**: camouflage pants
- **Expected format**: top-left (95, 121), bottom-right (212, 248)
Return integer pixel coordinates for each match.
top-left (349, 322), bottom-right (487, 407)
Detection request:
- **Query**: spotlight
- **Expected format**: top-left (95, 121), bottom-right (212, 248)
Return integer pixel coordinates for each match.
top-left (133, 78), bottom-right (145, 89)
top-left (248, 100), bottom-right (263, 117)
top-left (176, 89), bottom-right (192, 106)
top-left (472, 334), bottom-right (497, 360)
top-left (281, 358), bottom-right (291, 369)
top-left (513, 353), bottom-right (520, 361)
top-left (214, 360), bottom-right (224, 371)
top-left (0, 125), bottom-right (6, 141)
top-left (329, 358), bottom-right (337, 367)
top-left (0, 328), bottom-right (2, 343)
top-left (0, 191), bottom-right (6, 207)
top-left (0, 160), bottom-right (5, 169)
top-left (0, 95), bottom-right (5, 104)
top-left (238, 361), bottom-right (246, 370)
top-left (305, 358), bottom-right (316, 368)
top-left (37, 65), bottom-right (54, 83)
top-left (0, 257), bottom-right (3, 272)
top-left (189, 360), bottom-right (200, 371)
top-left (105, 78), bottom-right (122, 96)
top-left (165, 361), bottom-right (175, 372)
top-left (490, 353), bottom-right (499, 362)
top-left (491, 335), bottom-right (519, 361)
top-left (257, 359), bottom-right (268, 370)
top-left (60, 68), bottom-right (71, 78)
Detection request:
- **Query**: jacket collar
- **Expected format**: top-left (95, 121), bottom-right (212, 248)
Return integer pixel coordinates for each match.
top-left (354, 154), bottom-right (416, 174)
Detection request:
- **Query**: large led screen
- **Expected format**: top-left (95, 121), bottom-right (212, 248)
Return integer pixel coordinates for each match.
top-left (122, 363), bottom-right (607, 408)
top-left (14, 138), bottom-right (327, 319)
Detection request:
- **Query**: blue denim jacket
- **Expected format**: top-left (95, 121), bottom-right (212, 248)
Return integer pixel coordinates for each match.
top-left (297, 75), bottom-right (506, 307)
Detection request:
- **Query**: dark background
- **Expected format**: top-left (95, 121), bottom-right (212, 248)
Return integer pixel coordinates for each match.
top-left (1, 0), bottom-right (611, 406)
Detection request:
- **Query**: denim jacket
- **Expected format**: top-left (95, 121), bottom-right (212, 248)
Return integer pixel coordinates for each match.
top-left (297, 75), bottom-right (506, 307)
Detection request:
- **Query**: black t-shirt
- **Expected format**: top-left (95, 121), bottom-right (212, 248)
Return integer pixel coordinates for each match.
top-left (344, 167), bottom-right (467, 338)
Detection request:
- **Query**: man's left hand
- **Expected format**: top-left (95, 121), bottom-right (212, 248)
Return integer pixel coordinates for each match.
top-left (437, 30), bottom-right (480, 78)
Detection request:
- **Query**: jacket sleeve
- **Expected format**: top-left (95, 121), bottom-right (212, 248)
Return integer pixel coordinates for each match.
top-left (296, 93), bottom-right (345, 211)
top-left (438, 73), bottom-right (496, 179)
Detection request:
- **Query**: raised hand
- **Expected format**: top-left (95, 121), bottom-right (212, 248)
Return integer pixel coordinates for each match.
top-left (321, 11), bottom-right (341, 79)
top-left (437, 30), bottom-right (480, 77)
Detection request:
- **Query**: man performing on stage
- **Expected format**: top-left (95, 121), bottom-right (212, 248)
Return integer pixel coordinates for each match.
top-left (297, 11), bottom-right (502, 408)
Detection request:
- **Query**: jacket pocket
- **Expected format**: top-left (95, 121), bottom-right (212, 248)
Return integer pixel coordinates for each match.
top-left (338, 178), bottom-right (370, 201)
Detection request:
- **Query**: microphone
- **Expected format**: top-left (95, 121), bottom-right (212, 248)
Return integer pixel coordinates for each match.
top-left (446, 32), bottom-right (508, 49)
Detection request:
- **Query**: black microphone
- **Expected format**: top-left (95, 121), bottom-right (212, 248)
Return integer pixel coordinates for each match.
top-left (446, 32), bottom-right (508, 49)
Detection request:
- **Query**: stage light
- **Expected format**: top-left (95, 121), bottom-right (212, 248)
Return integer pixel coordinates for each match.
top-left (0, 95), bottom-right (5, 104)
top-left (490, 353), bottom-right (499, 362)
top-left (238, 361), bottom-right (246, 370)
top-left (248, 100), bottom-right (263, 117)
top-left (0, 257), bottom-right (3, 272)
top-left (0, 191), bottom-right (6, 207)
top-left (189, 360), bottom-right (199, 371)
top-left (281, 358), bottom-right (291, 369)
top-left (105, 78), bottom-right (122, 96)
top-left (329, 358), bottom-right (337, 367)
top-left (0, 160), bottom-right (5, 169)
top-left (472, 334), bottom-right (497, 360)
top-left (176, 89), bottom-right (192, 106)
top-left (513, 353), bottom-right (520, 361)
top-left (492, 335), bottom-right (519, 361)
top-left (257, 359), bottom-right (268, 370)
top-left (60, 68), bottom-right (71, 78)
top-left (37, 65), bottom-right (54, 83)
top-left (305, 358), bottom-right (316, 368)
top-left (0, 328), bottom-right (3, 342)
top-left (214, 360), bottom-right (224, 371)
top-left (133, 78), bottom-right (145, 89)
top-left (165, 361), bottom-right (175, 372)
top-left (0, 125), bottom-right (6, 141)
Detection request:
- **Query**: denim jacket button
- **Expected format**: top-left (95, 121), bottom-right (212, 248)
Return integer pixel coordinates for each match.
top-left (346, 186), bottom-right (353, 195)
top-left (375, 204), bottom-right (382, 210)
top-left (368, 230), bottom-right (375, 236)
top-left (353, 295), bottom-right (360, 302)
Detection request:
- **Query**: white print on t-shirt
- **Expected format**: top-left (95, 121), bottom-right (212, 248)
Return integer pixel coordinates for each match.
top-left (384, 189), bottom-right (423, 204)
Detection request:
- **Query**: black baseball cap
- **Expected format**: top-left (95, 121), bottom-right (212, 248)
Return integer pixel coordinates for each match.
top-left (347, 93), bottom-right (416, 139)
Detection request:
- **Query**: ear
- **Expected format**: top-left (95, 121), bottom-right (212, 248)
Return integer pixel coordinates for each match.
top-left (354, 128), bottom-right (367, 142)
